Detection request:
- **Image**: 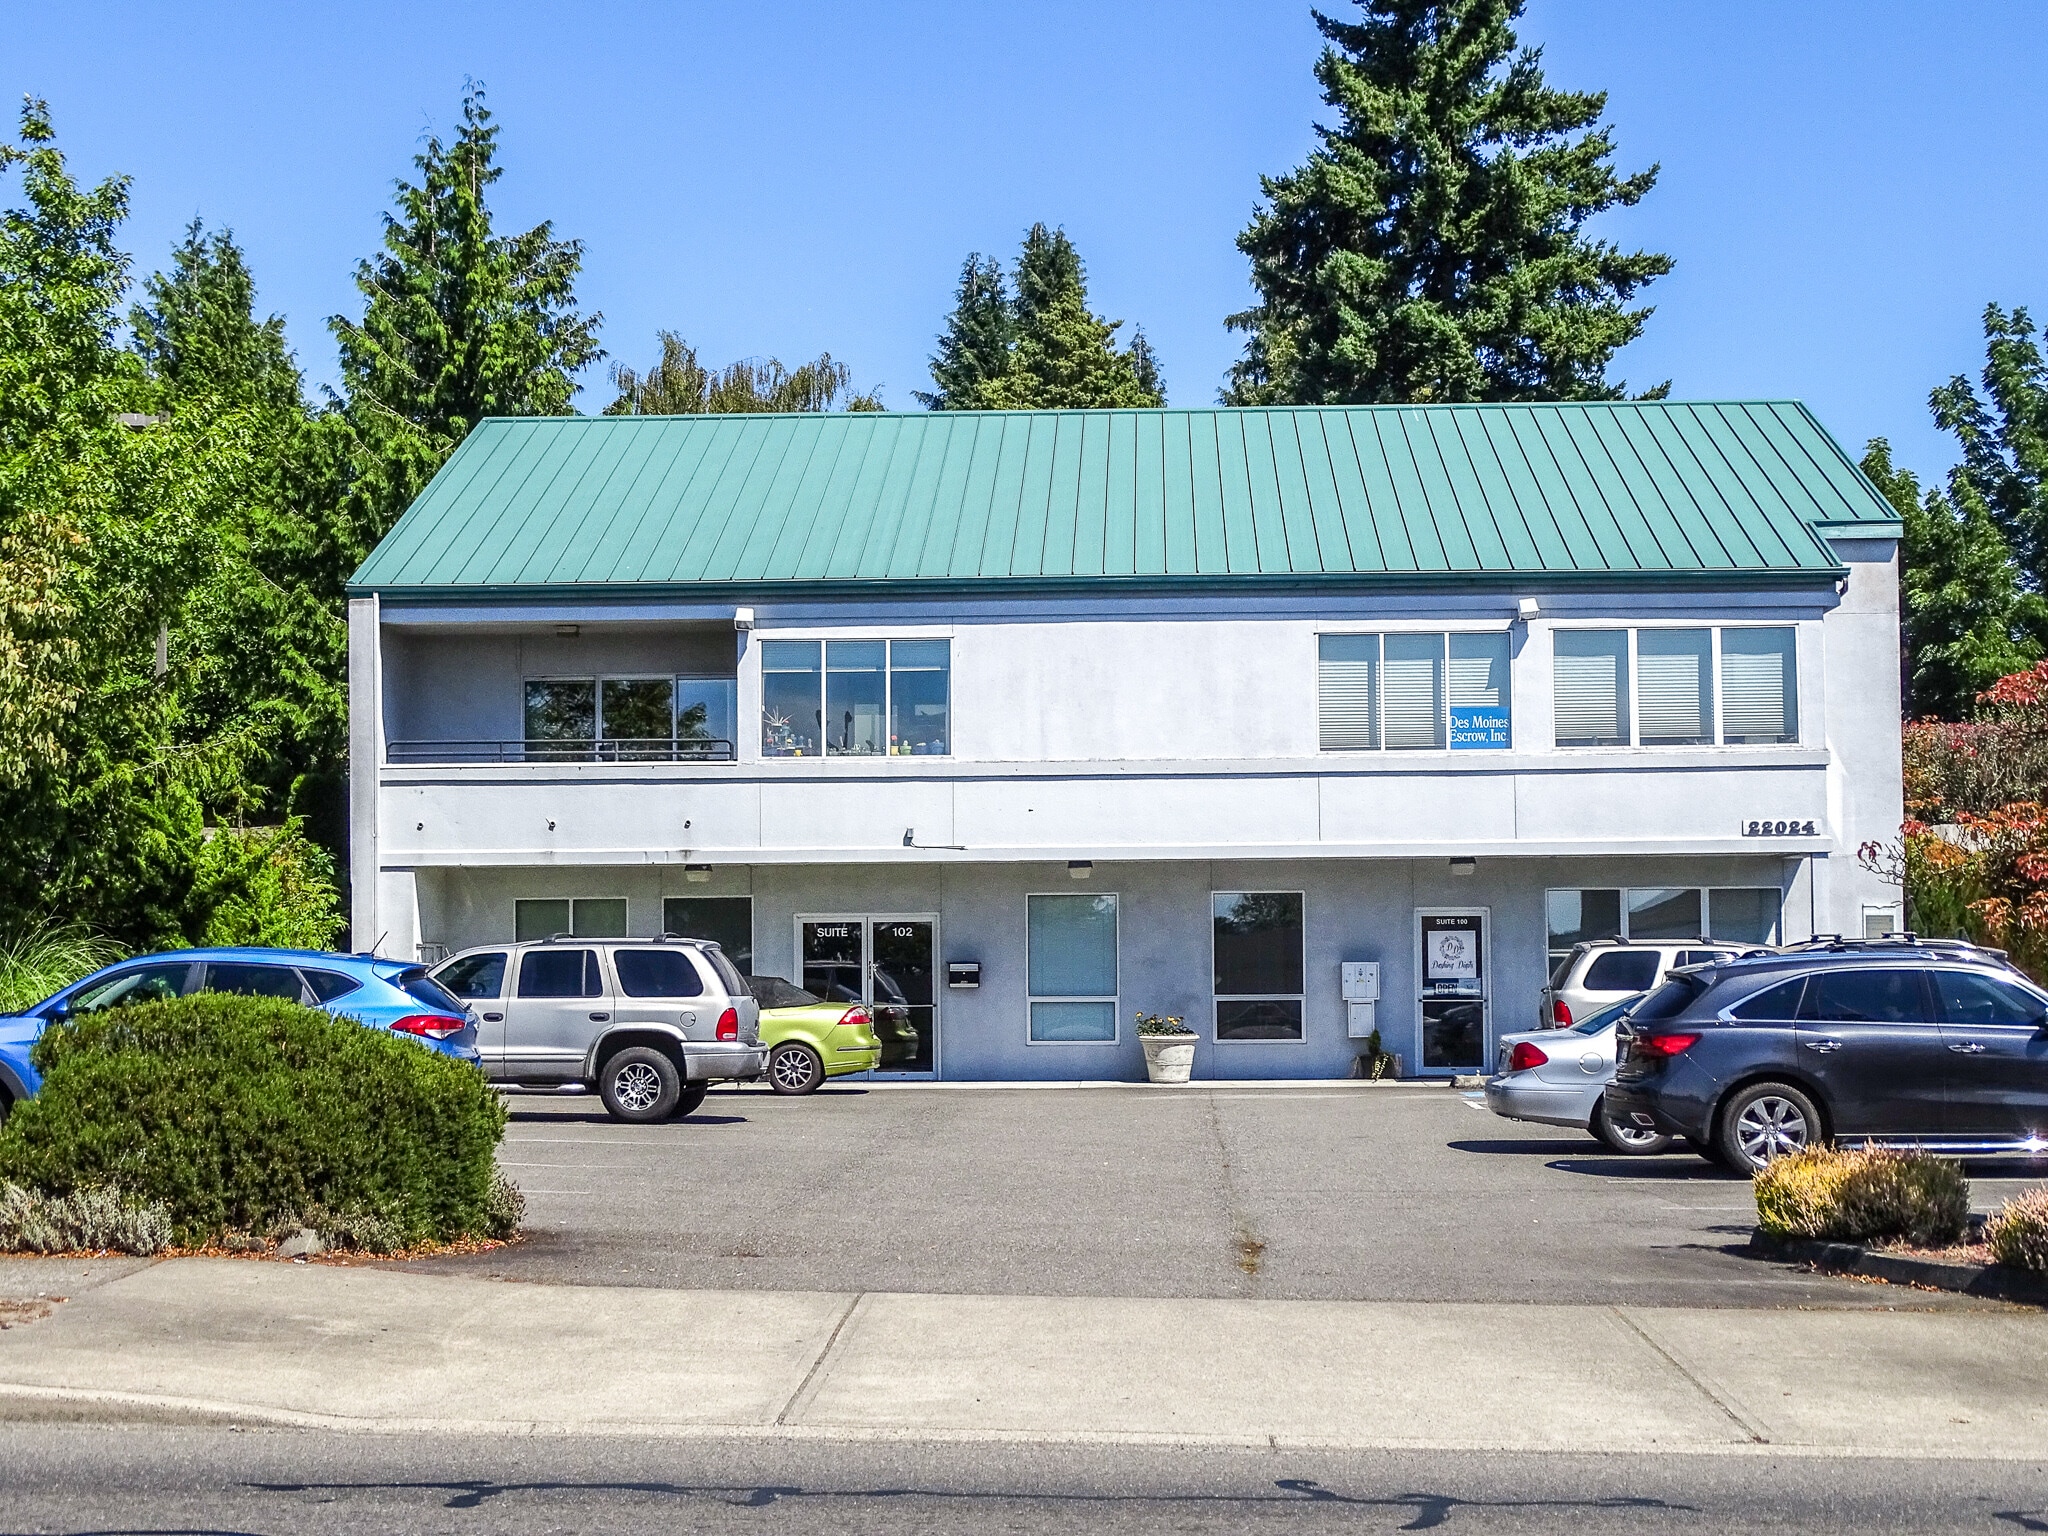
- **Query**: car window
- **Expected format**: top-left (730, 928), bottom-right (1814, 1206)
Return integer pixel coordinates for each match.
top-left (704, 946), bottom-right (748, 996)
top-left (201, 963), bottom-right (309, 1002)
top-left (1548, 949), bottom-right (1581, 989)
top-left (517, 949), bottom-right (601, 999)
top-left (1730, 977), bottom-right (1806, 1021)
top-left (1678, 950), bottom-right (1726, 968)
top-left (399, 970), bottom-right (467, 1014)
top-left (69, 963), bottom-right (193, 1014)
top-left (435, 952), bottom-right (506, 1000)
top-left (750, 976), bottom-right (821, 1009)
top-left (1583, 951), bottom-right (1661, 993)
top-left (613, 949), bottom-right (705, 998)
top-left (1572, 994), bottom-right (1644, 1034)
top-left (301, 969), bottom-right (363, 1003)
top-left (1933, 970), bottom-right (2047, 1029)
top-left (1800, 969), bottom-right (1933, 1025)
top-left (1632, 975), bottom-right (1706, 1023)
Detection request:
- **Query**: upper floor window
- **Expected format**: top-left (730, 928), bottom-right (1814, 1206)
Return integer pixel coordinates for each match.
top-left (523, 676), bottom-right (735, 761)
top-left (1318, 632), bottom-right (1510, 752)
top-left (1552, 626), bottom-right (1796, 749)
top-left (762, 639), bottom-right (950, 757)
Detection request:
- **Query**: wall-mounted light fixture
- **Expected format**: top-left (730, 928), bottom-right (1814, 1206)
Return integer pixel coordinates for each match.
top-left (555, 623), bottom-right (580, 638)
top-left (1516, 597), bottom-right (1540, 622)
top-left (684, 864), bottom-right (713, 883)
top-left (1068, 860), bottom-right (1094, 880)
top-left (734, 607), bottom-right (756, 631)
top-left (1449, 857), bottom-right (1477, 876)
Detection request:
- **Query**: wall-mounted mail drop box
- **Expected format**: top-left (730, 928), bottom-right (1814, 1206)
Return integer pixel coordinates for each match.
top-left (947, 961), bottom-right (981, 989)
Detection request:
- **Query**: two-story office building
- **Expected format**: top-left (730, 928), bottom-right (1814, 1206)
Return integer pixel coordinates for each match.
top-left (346, 401), bottom-right (1905, 1080)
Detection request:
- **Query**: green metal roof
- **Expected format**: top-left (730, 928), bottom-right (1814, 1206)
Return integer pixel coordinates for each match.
top-left (350, 401), bottom-right (1894, 598)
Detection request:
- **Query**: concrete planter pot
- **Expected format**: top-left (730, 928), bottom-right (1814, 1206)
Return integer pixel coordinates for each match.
top-left (1139, 1033), bottom-right (1197, 1084)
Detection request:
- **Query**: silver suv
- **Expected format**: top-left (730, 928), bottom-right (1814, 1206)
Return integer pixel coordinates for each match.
top-left (1542, 938), bottom-right (1746, 1028)
top-left (432, 936), bottom-right (765, 1122)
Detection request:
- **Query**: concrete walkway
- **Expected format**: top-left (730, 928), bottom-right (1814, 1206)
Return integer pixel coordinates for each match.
top-left (0, 1258), bottom-right (2044, 1456)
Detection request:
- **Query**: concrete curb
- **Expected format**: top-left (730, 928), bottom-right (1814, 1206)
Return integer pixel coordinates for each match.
top-left (1747, 1230), bottom-right (2048, 1307)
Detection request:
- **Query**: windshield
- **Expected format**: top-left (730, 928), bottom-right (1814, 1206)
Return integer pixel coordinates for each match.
top-left (750, 975), bottom-right (822, 1009)
top-left (1573, 992), bottom-right (1645, 1035)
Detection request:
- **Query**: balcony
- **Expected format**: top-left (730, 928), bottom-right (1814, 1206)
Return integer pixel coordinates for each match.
top-left (387, 737), bottom-right (737, 765)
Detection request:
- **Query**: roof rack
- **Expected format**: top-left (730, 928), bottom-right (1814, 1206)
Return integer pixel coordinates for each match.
top-left (1777, 934), bottom-right (2012, 962)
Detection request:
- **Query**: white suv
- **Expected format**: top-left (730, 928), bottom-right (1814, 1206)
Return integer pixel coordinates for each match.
top-left (1540, 939), bottom-right (1745, 1029)
top-left (433, 936), bottom-right (765, 1122)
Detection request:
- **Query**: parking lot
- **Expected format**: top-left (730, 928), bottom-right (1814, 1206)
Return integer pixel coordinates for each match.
top-left (411, 1083), bottom-right (2048, 1309)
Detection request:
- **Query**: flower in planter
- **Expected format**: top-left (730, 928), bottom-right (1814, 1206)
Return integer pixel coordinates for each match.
top-left (1135, 1012), bottom-right (1193, 1036)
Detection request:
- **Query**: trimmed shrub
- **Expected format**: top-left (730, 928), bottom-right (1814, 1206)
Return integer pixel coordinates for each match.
top-left (0, 1182), bottom-right (172, 1255)
top-left (0, 992), bottom-right (512, 1249)
top-left (1986, 1189), bottom-right (2048, 1273)
top-left (1753, 1146), bottom-right (1969, 1247)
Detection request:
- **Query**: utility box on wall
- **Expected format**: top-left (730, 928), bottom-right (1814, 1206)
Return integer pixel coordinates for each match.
top-left (1342, 961), bottom-right (1381, 1038)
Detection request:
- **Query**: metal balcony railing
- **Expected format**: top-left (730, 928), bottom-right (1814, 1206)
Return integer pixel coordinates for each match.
top-left (386, 738), bottom-right (737, 765)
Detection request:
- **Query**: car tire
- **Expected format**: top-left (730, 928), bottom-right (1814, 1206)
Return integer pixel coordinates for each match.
top-left (1591, 1098), bottom-right (1674, 1155)
top-left (1716, 1081), bottom-right (1824, 1173)
top-left (675, 1080), bottom-right (710, 1118)
top-left (768, 1043), bottom-right (825, 1096)
top-left (599, 1046), bottom-right (682, 1123)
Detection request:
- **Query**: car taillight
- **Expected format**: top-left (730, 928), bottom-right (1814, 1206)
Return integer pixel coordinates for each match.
top-left (837, 1007), bottom-right (870, 1029)
top-left (390, 1013), bottom-right (463, 1040)
top-left (717, 1007), bottom-right (739, 1042)
top-left (1632, 1032), bottom-right (1700, 1061)
top-left (1551, 1000), bottom-right (1573, 1028)
top-left (1508, 1041), bottom-right (1550, 1072)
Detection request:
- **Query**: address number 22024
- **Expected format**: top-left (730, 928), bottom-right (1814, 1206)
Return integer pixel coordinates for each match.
top-left (1744, 818), bottom-right (1817, 837)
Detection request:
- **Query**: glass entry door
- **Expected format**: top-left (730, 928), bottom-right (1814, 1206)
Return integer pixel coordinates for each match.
top-left (1417, 909), bottom-right (1488, 1072)
top-left (799, 915), bottom-right (936, 1075)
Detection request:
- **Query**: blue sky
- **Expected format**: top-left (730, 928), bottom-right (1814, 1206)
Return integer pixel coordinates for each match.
top-left (9, 1), bottom-right (2045, 480)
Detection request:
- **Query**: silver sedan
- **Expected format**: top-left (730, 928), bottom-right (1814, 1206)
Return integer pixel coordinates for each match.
top-left (1485, 993), bottom-right (1672, 1154)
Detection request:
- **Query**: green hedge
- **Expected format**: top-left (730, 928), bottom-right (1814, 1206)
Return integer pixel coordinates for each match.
top-left (0, 992), bottom-right (510, 1248)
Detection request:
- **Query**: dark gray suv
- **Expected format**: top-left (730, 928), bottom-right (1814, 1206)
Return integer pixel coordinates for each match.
top-left (1603, 937), bottom-right (2048, 1172)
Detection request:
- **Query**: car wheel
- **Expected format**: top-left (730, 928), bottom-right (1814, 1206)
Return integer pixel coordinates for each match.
top-left (1717, 1081), bottom-right (1823, 1173)
top-left (768, 1043), bottom-right (825, 1096)
top-left (599, 1046), bottom-right (682, 1123)
top-left (1591, 1099), bottom-right (1674, 1155)
top-left (675, 1080), bottom-right (710, 1118)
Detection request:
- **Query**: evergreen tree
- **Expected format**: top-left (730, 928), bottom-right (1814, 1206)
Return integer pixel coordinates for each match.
top-left (130, 220), bottom-right (301, 415)
top-left (914, 255), bottom-right (1012, 409)
top-left (1227, 0), bottom-right (1671, 405)
top-left (607, 332), bottom-right (883, 414)
top-left (1931, 304), bottom-right (2048, 590)
top-left (954, 224), bottom-right (1164, 410)
top-left (330, 84), bottom-right (601, 556)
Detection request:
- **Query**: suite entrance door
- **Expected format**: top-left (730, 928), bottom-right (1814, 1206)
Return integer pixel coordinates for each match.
top-left (797, 915), bottom-right (937, 1075)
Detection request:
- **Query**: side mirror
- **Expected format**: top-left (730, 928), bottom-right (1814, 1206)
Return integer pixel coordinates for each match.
top-left (42, 998), bottom-right (72, 1023)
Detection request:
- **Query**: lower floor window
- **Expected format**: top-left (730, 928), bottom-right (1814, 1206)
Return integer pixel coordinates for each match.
top-left (663, 895), bottom-right (754, 975)
top-left (1028, 893), bottom-right (1118, 1042)
top-left (515, 897), bottom-right (628, 942)
top-left (1213, 892), bottom-right (1304, 1040)
top-left (1545, 885), bottom-right (1782, 972)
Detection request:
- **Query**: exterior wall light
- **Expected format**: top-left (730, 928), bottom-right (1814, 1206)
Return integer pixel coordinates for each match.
top-left (1068, 860), bottom-right (1093, 879)
top-left (684, 864), bottom-right (713, 883)
top-left (734, 607), bottom-right (756, 631)
top-left (1449, 857), bottom-right (1477, 876)
top-left (1516, 597), bottom-right (1540, 621)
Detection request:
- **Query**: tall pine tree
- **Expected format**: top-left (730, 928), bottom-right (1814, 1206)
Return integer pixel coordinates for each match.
top-left (1931, 304), bottom-right (2048, 592)
top-left (131, 220), bottom-right (302, 415)
top-left (1228, 0), bottom-right (1671, 405)
top-left (920, 226), bottom-right (1163, 410)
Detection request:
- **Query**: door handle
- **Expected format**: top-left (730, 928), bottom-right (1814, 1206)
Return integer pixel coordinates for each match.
top-left (589, 1012), bottom-right (610, 1022)
top-left (482, 1012), bottom-right (503, 1022)
top-left (1803, 1039), bottom-right (1842, 1053)
top-left (1948, 1042), bottom-right (1987, 1054)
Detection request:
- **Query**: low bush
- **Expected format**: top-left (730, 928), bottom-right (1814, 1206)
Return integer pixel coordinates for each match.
top-left (0, 1182), bottom-right (172, 1255)
top-left (1753, 1145), bottom-right (1969, 1247)
top-left (1986, 1189), bottom-right (2048, 1273)
top-left (0, 992), bottom-right (514, 1250)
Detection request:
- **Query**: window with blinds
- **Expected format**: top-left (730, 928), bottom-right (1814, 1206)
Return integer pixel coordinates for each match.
top-left (1383, 634), bottom-right (1446, 749)
top-left (1636, 629), bottom-right (1713, 745)
top-left (1721, 628), bottom-right (1798, 743)
top-left (1317, 635), bottom-right (1380, 750)
top-left (1553, 631), bottom-right (1630, 746)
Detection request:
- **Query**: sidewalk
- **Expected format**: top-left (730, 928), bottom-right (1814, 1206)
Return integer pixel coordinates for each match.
top-left (0, 1258), bottom-right (2044, 1455)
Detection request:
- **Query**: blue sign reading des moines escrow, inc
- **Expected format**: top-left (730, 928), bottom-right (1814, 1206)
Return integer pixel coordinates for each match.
top-left (1449, 706), bottom-right (1511, 750)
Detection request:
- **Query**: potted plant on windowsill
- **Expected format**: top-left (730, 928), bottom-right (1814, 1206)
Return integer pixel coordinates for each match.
top-left (1136, 1013), bottom-right (1196, 1084)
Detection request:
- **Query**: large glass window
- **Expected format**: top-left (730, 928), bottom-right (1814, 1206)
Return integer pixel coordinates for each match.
top-left (1553, 631), bottom-right (1630, 746)
top-left (662, 896), bottom-right (753, 975)
top-left (1319, 632), bottom-right (1508, 752)
top-left (1213, 892), bottom-right (1305, 1041)
top-left (1546, 885), bottom-right (1781, 965)
top-left (515, 897), bottom-right (628, 942)
top-left (601, 678), bottom-right (675, 760)
top-left (1027, 894), bottom-right (1119, 1043)
top-left (1546, 888), bottom-right (1622, 973)
top-left (1635, 629), bottom-right (1713, 746)
top-left (1709, 888), bottom-right (1782, 946)
top-left (677, 677), bottom-right (737, 754)
top-left (525, 680), bottom-right (597, 760)
top-left (1627, 887), bottom-right (1703, 940)
top-left (1720, 627), bottom-right (1799, 744)
top-left (524, 675), bottom-right (735, 761)
top-left (762, 639), bottom-right (950, 757)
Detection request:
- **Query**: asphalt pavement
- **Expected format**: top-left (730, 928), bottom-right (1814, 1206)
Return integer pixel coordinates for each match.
top-left (423, 1081), bottom-right (2048, 1307)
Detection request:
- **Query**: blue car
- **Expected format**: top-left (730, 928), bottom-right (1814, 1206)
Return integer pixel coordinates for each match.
top-left (0, 947), bottom-right (480, 1120)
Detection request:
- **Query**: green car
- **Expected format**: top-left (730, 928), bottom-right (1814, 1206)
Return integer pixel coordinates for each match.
top-left (747, 975), bottom-right (883, 1094)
